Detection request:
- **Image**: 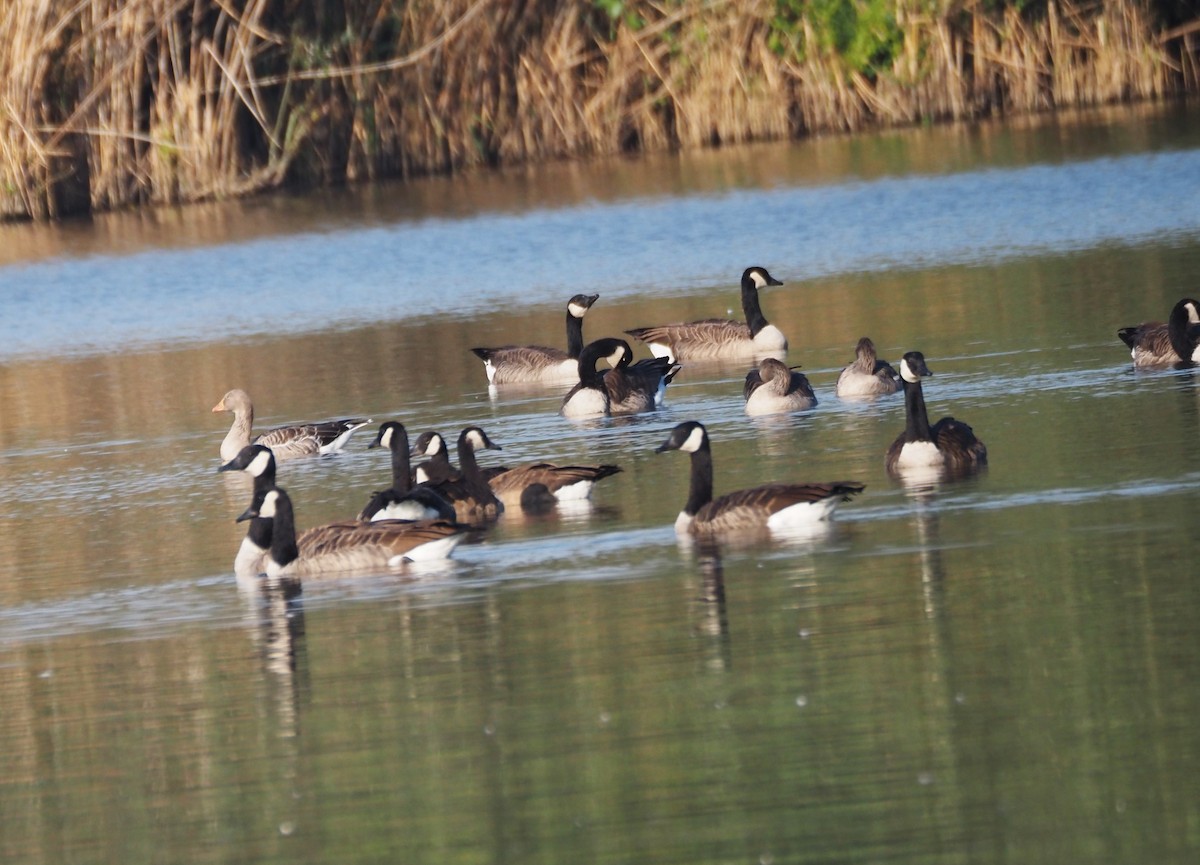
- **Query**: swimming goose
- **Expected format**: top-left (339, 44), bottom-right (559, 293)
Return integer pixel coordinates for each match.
top-left (411, 431), bottom-right (457, 484)
top-left (1117, 298), bottom-right (1200, 368)
top-left (488, 461), bottom-right (622, 507)
top-left (422, 427), bottom-right (507, 522)
top-left (359, 422), bottom-right (457, 522)
top-left (835, 337), bottom-right (900, 397)
top-left (611, 343), bottom-right (681, 412)
top-left (471, 293), bottom-right (600, 384)
top-left (561, 337), bottom-right (633, 418)
top-left (237, 487), bottom-right (468, 578)
top-left (885, 351), bottom-right (987, 478)
top-left (743, 358), bottom-right (817, 415)
top-left (218, 444), bottom-right (279, 577)
top-left (656, 421), bottom-right (865, 536)
top-left (212, 389), bottom-right (371, 462)
top-left (625, 266), bottom-right (786, 362)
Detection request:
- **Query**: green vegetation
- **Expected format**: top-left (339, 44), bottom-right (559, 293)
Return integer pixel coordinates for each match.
top-left (1, 0), bottom-right (1197, 220)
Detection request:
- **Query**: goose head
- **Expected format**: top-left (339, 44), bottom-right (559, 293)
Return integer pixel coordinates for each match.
top-left (578, 337), bottom-right (632, 377)
top-left (212, 388), bottom-right (252, 416)
top-left (237, 486), bottom-right (286, 522)
top-left (899, 351), bottom-right (933, 384)
top-left (219, 444), bottom-right (276, 480)
top-left (411, 431), bottom-right (446, 458)
top-left (742, 266), bottom-right (784, 291)
top-left (369, 421), bottom-right (408, 452)
top-left (459, 426), bottom-right (502, 454)
top-left (656, 421), bottom-right (710, 455)
top-left (567, 293), bottom-right (600, 319)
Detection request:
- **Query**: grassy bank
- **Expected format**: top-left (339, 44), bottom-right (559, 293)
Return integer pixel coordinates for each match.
top-left (2, 0), bottom-right (1198, 220)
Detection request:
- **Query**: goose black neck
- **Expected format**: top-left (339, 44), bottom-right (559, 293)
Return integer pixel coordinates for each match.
top-left (269, 493), bottom-right (300, 569)
top-left (247, 516), bottom-right (273, 552)
top-left (566, 310), bottom-right (585, 358)
top-left (741, 280), bottom-right (769, 336)
top-left (457, 436), bottom-right (491, 498)
top-left (1168, 303), bottom-right (1198, 361)
top-left (389, 429), bottom-right (413, 494)
top-left (685, 445), bottom-right (715, 517)
top-left (576, 346), bottom-right (607, 386)
top-left (902, 377), bottom-right (934, 442)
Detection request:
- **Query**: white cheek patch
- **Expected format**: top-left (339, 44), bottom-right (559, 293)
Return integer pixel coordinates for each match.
top-left (606, 348), bottom-right (626, 367)
top-left (568, 302), bottom-right (590, 318)
top-left (258, 490), bottom-right (280, 518)
top-left (750, 270), bottom-right (768, 288)
top-left (679, 426), bottom-right (707, 453)
top-left (247, 449), bottom-right (273, 477)
top-left (1188, 303), bottom-right (1200, 325)
top-left (466, 430), bottom-right (487, 450)
top-left (379, 427), bottom-right (394, 449)
top-left (423, 436), bottom-right (442, 456)
top-left (899, 358), bottom-right (921, 383)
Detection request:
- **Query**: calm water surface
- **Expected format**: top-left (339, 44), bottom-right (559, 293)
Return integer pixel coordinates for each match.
top-left (2, 104), bottom-right (1200, 864)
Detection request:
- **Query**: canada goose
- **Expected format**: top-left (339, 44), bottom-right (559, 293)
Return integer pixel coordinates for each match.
top-left (359, 422), bottom-right (457, 521)
top-left (422, 427), bottom-right (506, 522)
top-left (488, 461), bottom-right (622, 507)
top-left (1117, 298), bottom-right (1200, 368)
top-left (561, 337), bottom-right (633, 418)
top-left (411, 431), bottom-right (457, 484)
top-left (212, 389), bottom-right (371, 462)
top-left (835, 337), bottom-right (900, 397)
top-left (656, 421), bottom-right (865, 535)
top-left (561, 338), bottom-right (679, 417)
top-left (237, 487), bottom-right (468, 578)
top-left (625, 266), bottom-right (786, 362)
top-left (470, 293), bottom-right (600, 384)
top-left (218, 444), bottom-right (279, 578)
top-left (611, 343), bottom-right (681, 412)
top-left (743, 358), bottom-right (817, 415)
top-left (885, 351), bottom-right (987, 478)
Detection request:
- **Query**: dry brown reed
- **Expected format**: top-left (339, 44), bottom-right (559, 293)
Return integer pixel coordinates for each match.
top-left (0, 0), bottom-right (1196, 221)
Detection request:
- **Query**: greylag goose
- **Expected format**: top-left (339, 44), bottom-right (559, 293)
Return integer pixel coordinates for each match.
top-left (212, 389), bottom-right (370, 461)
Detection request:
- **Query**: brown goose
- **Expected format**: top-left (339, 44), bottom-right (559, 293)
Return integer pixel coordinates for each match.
top-left (237, 487), bottom-right (467, 578)
top-left (1117, 298), bottom-right (1200, 368)
top-left (835, 337), bottom-right (900, 397)
top-left (743, 358), bottom-right (816, 415)
top-left (359, 421), bottom-right (456, 522)
top-left (471, 293), bottom-right (600, 384)
top-left (212, 389), bottom-right (370, 462)
top-left (422, 427), bottom-right (506, 522)
top-left (625, 266), bottom-right (786, 363)
top-left (885, 351), bottom-right (987, 479)
top-left (488, 462), bottom-right (622, 507)
top-left (656, 421), bottom-right (864, 536)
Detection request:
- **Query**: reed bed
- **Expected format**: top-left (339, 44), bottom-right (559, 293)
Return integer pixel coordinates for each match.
top-left (1, 0), bottom-right (1196, 220)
